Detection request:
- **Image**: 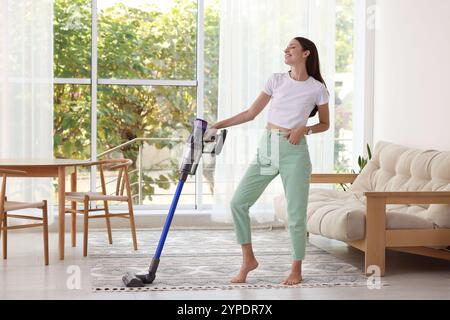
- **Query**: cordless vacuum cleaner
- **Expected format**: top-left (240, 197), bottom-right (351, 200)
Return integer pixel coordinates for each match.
top-left (122, 118), bottom-right (227, 287)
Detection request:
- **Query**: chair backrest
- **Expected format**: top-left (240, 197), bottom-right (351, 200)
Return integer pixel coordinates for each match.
top-left (0, 170), bottom-right (7, 212)
top-left (97, 159), bottom-right (133, 198)
top-left (0, 168), bottom-right (27, 213)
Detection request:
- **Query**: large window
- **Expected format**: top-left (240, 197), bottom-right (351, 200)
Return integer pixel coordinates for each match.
top-left (54, 0), bottom-right (356, 210)
top-left (54, 0), bottom-right (219, 209)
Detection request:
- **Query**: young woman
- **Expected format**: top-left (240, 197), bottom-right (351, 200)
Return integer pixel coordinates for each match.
top-left (205, 37), bottom-right (330, 285)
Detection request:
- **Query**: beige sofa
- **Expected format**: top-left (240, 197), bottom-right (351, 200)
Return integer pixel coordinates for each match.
top-left (274, 140), bottom-right (450, 276)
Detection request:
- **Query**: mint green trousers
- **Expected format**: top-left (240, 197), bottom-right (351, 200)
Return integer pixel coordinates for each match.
top-left (230, 129), bottom-right (312, 260)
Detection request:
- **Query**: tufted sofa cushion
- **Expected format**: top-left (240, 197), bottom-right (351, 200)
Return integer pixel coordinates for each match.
top-left (273, 140), bottom-right (450, 242)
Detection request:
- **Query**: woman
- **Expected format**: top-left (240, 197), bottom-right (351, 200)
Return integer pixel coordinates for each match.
top-left (206, 37), bottom-right (330, 285)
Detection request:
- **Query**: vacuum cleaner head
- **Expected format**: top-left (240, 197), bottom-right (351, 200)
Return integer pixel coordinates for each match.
top-left (122, 272), bottom-right (155, 287)
top-left (122, 257), bottom-right (160, 287)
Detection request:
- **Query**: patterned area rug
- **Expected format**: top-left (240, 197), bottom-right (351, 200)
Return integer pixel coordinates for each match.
top-left (89, 228), bottom-right (378, 292)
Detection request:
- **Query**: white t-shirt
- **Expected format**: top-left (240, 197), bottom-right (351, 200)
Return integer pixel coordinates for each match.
top-left (263, 72), bottom-right (329, 129)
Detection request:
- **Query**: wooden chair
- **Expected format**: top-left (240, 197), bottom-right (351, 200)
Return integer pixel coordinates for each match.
top-left (65, 159), bottom-right (138, 256)
top-left (0, 169), bottom-right (49, 265)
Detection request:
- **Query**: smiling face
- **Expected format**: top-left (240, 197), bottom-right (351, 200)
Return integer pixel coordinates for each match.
top-left (284, 39), bottom-right (310, 66)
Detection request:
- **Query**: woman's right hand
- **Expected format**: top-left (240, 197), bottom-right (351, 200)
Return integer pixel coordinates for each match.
top-left (204, 126), bottom-right (218, 141)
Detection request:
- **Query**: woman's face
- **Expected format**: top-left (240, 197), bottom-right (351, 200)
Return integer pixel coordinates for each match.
top-left (284, 39), bottom-right (309, 66)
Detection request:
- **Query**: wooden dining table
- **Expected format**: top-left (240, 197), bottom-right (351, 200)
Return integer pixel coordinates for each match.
top-left (0, 159), bottom-right (93, 260)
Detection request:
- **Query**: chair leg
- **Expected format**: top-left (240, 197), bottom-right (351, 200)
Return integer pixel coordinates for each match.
top-left (0, 210), bottom-right (3, 242)
top-left (0, 197), bottom-right (5, 242)
top-left (43, 201), bottom-right (49, 266)
top-left (71, 207), bottom-right (77, 247)
top-left (127, 199), bottom-right (138, 251)
top-left (71, 170), bottom-right (77, 247)
top-left (103, 200), bottom-right (113, 245)
top-left (2, 212), bottom-right (7, 260)
top-left (83, 196), bottom-right (89, 257)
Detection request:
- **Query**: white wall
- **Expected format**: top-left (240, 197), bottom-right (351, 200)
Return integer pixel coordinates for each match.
top-left (373, 0), bottom-right (450, 151)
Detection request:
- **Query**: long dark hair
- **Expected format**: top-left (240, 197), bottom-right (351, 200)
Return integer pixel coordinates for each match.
top-left (294, 37), bottom-right (327, 118)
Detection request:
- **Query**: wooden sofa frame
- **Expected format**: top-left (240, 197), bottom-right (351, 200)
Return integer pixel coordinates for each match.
top-left (310, 173), bottom-right (450, 276)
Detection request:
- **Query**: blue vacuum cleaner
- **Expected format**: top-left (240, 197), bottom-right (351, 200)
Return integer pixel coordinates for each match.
top-left (122, 118), bottom-right (227, 287)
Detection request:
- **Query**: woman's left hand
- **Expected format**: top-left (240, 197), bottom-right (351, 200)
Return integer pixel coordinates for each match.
top-left (285, 126), bottom-right (307, 145)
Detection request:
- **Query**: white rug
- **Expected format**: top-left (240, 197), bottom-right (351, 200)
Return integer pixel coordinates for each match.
top-left (89, 228), bottom-right (384, 292)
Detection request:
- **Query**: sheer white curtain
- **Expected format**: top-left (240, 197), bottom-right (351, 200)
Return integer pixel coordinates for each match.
top-left (211, 0), bottom-right (335, 223)
top-left (0, 0), bottom-right (53, 204)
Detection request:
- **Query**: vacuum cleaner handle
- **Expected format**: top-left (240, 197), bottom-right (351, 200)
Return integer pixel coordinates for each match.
top-left (212, 129), bottom-right (227, 155)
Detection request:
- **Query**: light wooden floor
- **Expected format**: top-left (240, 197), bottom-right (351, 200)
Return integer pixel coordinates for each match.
top-left (0, 231), bottom-right (449, 300)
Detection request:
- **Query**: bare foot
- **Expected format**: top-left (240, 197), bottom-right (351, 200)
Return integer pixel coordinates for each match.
top-left (230, 259), bottom-right (259, 283)
top-left (282, 260), bottom-right (302, 285)
top-left (282, 272), bottom-right (303, 285)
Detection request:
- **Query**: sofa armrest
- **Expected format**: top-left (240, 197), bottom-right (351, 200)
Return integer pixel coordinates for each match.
top-left (310, 173), bottom-right (358, 184)
top-left (364, 191), bottom-right (450, 204)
